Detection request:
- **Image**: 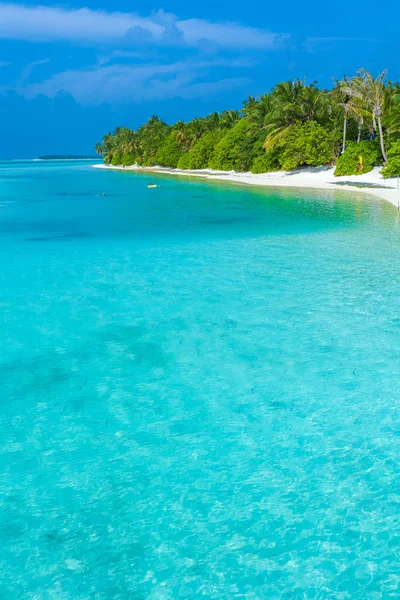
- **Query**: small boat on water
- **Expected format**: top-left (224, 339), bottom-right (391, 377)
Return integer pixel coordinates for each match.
top-left (148, 183), bottom-right (159, 189)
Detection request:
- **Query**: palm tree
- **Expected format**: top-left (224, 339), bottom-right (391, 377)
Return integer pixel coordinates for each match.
top-left (332, 77), bottom-right (352, 152)
top-left (244, 94), bottom-right (273, 134)
top-left (203, 112), bottom-right (221, 131)
top-left (242, 96), bottom-right (258, 118)
top-left (356, 114), bottom-right (364, 143)
top-left (220, 109), bottom-right (240, 129)
top-left (117, 127), bottom-right (136, 155)
top-left (186, 118), bottom-right (206, 148)
top-left (147, 115), bottom-right (162, 128)
top-left (262, 79), bottom-right (330, 151)
top-left (383, 83), bottom-right (400, 136)
top-left (101, 132), bottom-right (114, 163)
top-left (343, 69), bottom-right (388, 161)
top-left (174, 121), bottom-right (187, 144)
top-left (342, 105), bottom-right (350, 151)
top-left (95, 142), bottom-right (103, 155)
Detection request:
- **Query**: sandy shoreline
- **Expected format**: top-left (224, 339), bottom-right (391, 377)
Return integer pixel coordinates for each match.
top-left (92, 163), bottom-right (400, 208)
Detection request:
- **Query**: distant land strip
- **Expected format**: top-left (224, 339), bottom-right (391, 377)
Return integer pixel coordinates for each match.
top-left (37, 155), bottom-right (99, 160)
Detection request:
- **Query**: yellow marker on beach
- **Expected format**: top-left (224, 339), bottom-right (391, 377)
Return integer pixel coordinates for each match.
top-left (359, 156), bottom-right (363, 172)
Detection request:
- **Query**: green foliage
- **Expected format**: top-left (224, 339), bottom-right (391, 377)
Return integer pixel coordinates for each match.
top-left (210, 120), bottom-right (249, 170)
top-left (188, 131), bottom-right (220, 169)
top-left (96, 70), bottom-right (400, 177)
top-left (135, 116), bottom-right (169, 166)
top-left (250, 150), bottom-right (281, 173)
top-left (381, 157), bottom-right (400, 178)
top-left (262, 80), bottom-right (334, 152)
top-left (154, 132), bottom-right (182, 168)
top-left (387, 140), bottom-right (400, 156)
top-left (236, 131), bottom-right (264, 171)
top-left (111, 152), bottom-right (122, 166)
top-left (334, 140), bottom-right (382, 176)
top-left (141, 155), bottom-right (157, 167)
top-left (381, 141), bottom-right (400, 177)
top-left (121, 152), bottom-right (136, 166)
top-left (279, 121), bottom-right (334, 171)
top-left (177, 153), bottom-right (191, 170)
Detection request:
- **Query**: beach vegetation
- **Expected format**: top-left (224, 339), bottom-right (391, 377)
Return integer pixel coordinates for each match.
top-left (381, 141), bottom-right (400, 178)
top-left (278, 121), bottom-right (334, 171)
top-left (154, 132), bottom-right (182, 168)
top-left (188, 131), bottom-right (221, 170)
top-left (210, 120), bottom-right (252, 171)
top-left (121, 152), bottom-right (136, 166)
top-left (250, 149), bottom-right (281, 173)
top-left (96, 68), bottom-right (398, 178)
top-left (111, 151), bottom-right (123, 166)
top-left (334, 140), bottom-right (382, 176)
top-left (177, 153), bottom-right (191, 170)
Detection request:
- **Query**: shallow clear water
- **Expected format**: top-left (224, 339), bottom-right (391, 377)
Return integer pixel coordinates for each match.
top-left (1, 160), bottom-right (400, 599)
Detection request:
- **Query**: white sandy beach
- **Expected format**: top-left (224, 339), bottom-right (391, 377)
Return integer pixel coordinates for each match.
top-left (93, 163), bottom-right (400, 209)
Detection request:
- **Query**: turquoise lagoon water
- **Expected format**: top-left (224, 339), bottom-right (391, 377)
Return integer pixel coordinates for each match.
top-left (1, 160), bottom-right (400, 599)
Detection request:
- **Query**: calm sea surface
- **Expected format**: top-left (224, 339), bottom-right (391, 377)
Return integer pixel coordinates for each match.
top-left (1, 160), bottom-right (400, 599)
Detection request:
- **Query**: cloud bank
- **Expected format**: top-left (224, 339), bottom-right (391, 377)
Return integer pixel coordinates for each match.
top-left (0, 3), bottom-right (287, 49)
top-left (0, 3), bottom-right (291, 115)
top-left (21, 58), bottom-right (252, 105)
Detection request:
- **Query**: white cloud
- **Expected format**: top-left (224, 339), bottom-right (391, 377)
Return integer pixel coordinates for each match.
top-left (21, 58), bottom-right (252, 104)
top-left (18, 58), bottom-right (49, 86)
top-left (177, 19), bottom-right (286, 49)
top-left (0, 3), bottom-right (287, 49)
top-left (0, 4), bottom-right (163, 43)
top-left (1, 3), bottom-right (286, 106)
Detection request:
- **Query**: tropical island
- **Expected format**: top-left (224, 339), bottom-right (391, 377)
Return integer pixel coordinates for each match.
top-left (95, 69), bottom-right (400, 204)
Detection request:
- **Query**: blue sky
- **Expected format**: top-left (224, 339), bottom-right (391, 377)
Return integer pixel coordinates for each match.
top-left (0, 0), bottom-right (398, 158)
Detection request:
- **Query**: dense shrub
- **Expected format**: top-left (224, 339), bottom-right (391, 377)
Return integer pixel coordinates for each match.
top-left (141, 155), bottom-right (157, 167)
top-left (189, 131), bottom-right (220, 169)
top-left (154, 132), bottom-right (182, 168)
top-left (381, 157), bottom-right (400, 178)
top-left (382, 157), bottom-right (400, 178)
top-left (210, 120), bottom-right (250, 171)
top-left (235, 131), bottom-right (264, 172)
top-left (279, 122), bottom-right (334, 171)
top-left (111, 152), bottom-right (122, 166)
top-left (251, 150), bottom-right (281, 173)
top-left (177, 153), bottom-right (191, 170)
top-left (121, 152), bottom-right (136, 166)
top-left (381, 141), bottom-right (400, 178)
top-left (388, 140), bottom-right (400, 154)
top-left (334, 140), bottom-right (382, 176)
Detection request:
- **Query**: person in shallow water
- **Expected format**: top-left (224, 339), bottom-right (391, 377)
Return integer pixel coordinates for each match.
top-left (148, 183), bottom-right (158, 188)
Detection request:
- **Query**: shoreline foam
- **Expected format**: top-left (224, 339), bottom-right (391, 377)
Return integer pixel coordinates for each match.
top-left (92, 163), bottom-right (400, 209)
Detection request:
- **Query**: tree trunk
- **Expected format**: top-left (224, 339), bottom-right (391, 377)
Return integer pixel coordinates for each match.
top-left (377, 116), bottom-right (387, 162)
top-left (357, 118), bottom-right (363, 143)
top-left (342, 112), bottom-right (347, 153)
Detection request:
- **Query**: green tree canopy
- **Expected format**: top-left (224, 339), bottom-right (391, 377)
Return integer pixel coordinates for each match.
top-left (279, 121), bottom-right (334, 171)
top-left (96, 68), bottom-right (396, 177)
top-left (154, 131), bottom-right (183, 168)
